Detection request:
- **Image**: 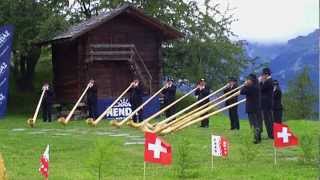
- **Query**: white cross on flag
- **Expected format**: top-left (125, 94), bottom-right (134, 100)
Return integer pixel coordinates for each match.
top-left (273, 123), bottom-right (298, 148)
top-left (39, 145), bottom-right (49, 179)
top-left (211, 135), bottom-right (228, 157)
top-left (144, 132), bottom-right (172, 165)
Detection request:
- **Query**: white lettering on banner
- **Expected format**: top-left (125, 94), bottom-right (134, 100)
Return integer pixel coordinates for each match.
top-left (0, 78), bottom-right (6, 88)
top-left (0, 62), bottom-right (7, 76)
top-left (0, 30), bottom-right (10, 48)
top-left (0, 46), bottom-right (9, 57)
top-left (106, 98), bottom-right (132, 119)
top-left (0, 93), bottom-right (5, 105)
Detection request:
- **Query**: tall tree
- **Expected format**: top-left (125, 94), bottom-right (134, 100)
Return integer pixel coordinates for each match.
top-left (283, 67), bottom-right (318, 119)
top-left (0, 0), bottom-right (69, 91)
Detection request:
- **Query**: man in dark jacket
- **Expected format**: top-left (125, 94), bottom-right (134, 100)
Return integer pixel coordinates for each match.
top-left (224, 77), bottom-right (239, 130)
top-left (272, 80), bottom-right (283, 123)
top-left (240, 74), bottom-right (262, 144)
top-left (195, 79), bottom-right (210, 128)
top-left (129, 78), bottom-right (144, 123)
top-left (42, 82), bottom-right (54, 122)
top-left (87, 79), bottom-right (97, 119)
top-left (161, 79), bottom-right (176, 118)
top-left (259, 68), bottom-right (274, 139)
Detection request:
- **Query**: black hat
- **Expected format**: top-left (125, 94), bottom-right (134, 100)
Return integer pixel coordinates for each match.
top-left (273, 80), bottom-right (279, 85)
top-left (228, 77), bottom-right (237, 82)
top-left (247, 73), bottom-right (257, 81)
top-left (262, 68), bottom-right (271, 75)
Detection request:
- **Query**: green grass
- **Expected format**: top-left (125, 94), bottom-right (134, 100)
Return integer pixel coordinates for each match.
top-left (0, 115), bottom-right (319, 180)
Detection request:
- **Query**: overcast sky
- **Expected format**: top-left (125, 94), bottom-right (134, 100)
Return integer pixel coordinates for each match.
top-left (209, 0), bottom-right (319, 43)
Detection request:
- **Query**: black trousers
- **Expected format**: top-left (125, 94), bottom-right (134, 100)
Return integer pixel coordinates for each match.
top-left (228, 106), bottom-right (239, 130)
top-left (248, 112), bottom-right (261, 141)
top-left (42, 103), bottom-right (52, 122)
top-left (165, 104), bottom-right (176, 118)
top-left (273, 109), bottom-right (282, 123)
top-left (88, 101), bottom-right (97, 119)
top-left (261, 110), bottom-right (274, 138)
top-left (200, 112), bottom-right (209, 127)
top-left (132, 104), bottom-right (143, 123)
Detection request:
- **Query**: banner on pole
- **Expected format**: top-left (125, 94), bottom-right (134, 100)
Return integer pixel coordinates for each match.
top-left (0, 25), bottom-right (14, 118)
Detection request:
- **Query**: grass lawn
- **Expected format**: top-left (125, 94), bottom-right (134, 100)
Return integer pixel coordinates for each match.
top-left (0, 115), bottom-right (319, 180)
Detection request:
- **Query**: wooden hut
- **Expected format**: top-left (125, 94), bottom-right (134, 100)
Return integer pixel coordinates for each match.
top-left (42, 4), bottom-right (183, 104)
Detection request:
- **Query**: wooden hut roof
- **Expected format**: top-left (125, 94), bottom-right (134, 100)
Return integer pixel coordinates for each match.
top-left (43, 4), bottom-right (183, 44)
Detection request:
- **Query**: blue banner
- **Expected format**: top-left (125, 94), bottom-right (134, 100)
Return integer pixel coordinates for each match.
top-left (0, 25), bottom-right (14, 118)
top-left (97, 96), bottom-right (160, 120)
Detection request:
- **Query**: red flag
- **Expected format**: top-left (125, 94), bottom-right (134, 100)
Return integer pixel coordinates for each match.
top-left (144, 132), bottom-right (172, 165)
top-left (39, 145), bottom-right (49, 179)
top-left (212, 135), bottom-right (229, 157)
top-left (273, 123), bottom-right (298, 148)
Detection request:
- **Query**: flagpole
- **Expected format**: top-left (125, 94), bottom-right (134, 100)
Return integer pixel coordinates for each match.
top-left (143, 161), bottom-right (146, 180)
top-left (274, 148), bottom-right (277, 165)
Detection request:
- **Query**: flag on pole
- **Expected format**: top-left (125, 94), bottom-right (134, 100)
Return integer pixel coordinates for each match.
top-left (144, 132), bottom-right (172, 165)
top-left (212, 135), bottom-right (228, 157)
top-left (39, 145), bottom-right (49, 179)
top-left (273, 123), bottom-right (298, 148)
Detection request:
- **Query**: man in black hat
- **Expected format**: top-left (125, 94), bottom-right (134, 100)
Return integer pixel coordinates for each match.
top-left (42, 82), bottom-right (54, 122)
top-left (161, 79), bottom-right (176, 118)
top-left (224, 77), bottom-right (239, 130)
top-left (129, 78), bottom-right (144, 123)
top-left (195, 79), bottom-right (210, 128)
top-left (272, 80), bottom-right (283, 123)
top-left (87, 79), bottom-right (97, 119)
top-left (259, 67), bottom-right (274, 139)
top-left (240, 74), bottom-right (262, 144)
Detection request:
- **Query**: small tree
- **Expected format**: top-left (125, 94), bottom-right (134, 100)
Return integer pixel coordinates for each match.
top-left (283, 67), bottom-right (318, 120)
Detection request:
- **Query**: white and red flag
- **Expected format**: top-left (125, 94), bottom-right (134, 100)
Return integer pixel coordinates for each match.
top-left (144, 132), bottom-right (172, 165)
top-left (211, 135), bottom-right (228, 157)
top-left (273, 123), bottom-right (298, 148)
top-left (39, 145), bottom-right (49, 179)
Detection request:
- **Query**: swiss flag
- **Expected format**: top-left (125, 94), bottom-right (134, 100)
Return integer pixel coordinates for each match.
top-left (144, 132), bottom-right (172, 165)
top-left (273, 123), bottom-right (298, 148)
top-left (39, 145), bottom-right (49, 179)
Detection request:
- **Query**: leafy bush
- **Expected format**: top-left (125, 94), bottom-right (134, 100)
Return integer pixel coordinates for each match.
top-left (175, 92), bottom-right (197, 112)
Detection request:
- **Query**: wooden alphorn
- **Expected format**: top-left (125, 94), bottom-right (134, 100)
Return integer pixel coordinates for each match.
top-left (27, 88), bottom-right (47, 128)
top-left (58, 82), bottom-right (92, 125)
top-left (110, 86), bottom-right (166, 128)
top-left (87, 83), bottom-right (133, 127)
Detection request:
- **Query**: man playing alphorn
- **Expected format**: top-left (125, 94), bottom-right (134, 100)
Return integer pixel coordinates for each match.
top-left (129, 78), bottom-right (144, 123)
top-left (87, 79), bottom-right (97, 119)
top-left (161, 78), bottom-right (176, 118)
top-left (42, 82), bottom-right (54, 122)
top-left (195, 78), bottom-right (210, 128)
top-left (224, 77), bottom-right (240, 130)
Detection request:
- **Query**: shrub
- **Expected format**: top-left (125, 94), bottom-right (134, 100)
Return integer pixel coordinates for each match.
top-left (175, 92), bottom-right (197, 112)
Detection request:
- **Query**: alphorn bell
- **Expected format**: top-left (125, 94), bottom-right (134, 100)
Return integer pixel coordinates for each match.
top-left (58, 82), bottom-right (92, 125)
top-left (110, 86), bottom-right (166, 128)
top-left (86, 83), bottom-right (133, 127)
top-left (27, 88), bottom-right (47, 128)
top-left (162, 99), bottom-right (246, 134)
top-left (127, 87), bottom-right (199, 128)
top-left (154, 89), bottom-right (241, 134)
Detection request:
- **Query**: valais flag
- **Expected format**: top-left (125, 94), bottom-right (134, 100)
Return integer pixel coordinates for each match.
top-left (39, 145), bottom-right (49, 179)
top-left (144, 132), bottom-right (172, 165)
top-left (273, 123), bottom-right (298, 148)
top-left (212, 135), bottom-right (228, 157)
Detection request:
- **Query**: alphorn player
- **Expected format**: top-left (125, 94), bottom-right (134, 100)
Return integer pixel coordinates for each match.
top-left (87, 79), bottom-right (97, 119)
top-left (224, 77), bottom-right (240, 130)
top-left (161, 78), bottom-right (176, 118)
top-left (272, 80), bottom-right (283, 123)
top-left (129, 78), bottom-right (144, 123)
top-left (240, 74), bottom-right (262, 144)
top-left (259, 67), bottom-right (274, 139)
top-left (195, 78), bottom-right (210, 128)
top-left (42, 82), bottom-right (54, 122)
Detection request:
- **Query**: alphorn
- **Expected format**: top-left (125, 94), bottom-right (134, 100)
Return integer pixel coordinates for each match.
top-left (162, 99), bottom-right (246, 134)
top-left (110, 86), bottom-right (166, 127)
top-left (151, 84), bottom-right (229, 128)
top-left (58, 82), bottom-right (92, 125)
top-left (153, 90), bottom-right (241, 134)
top-left (27, 88), bottom-right (47, 128)
top-left (87, 83), bottom-right (133, 127)
top-left (127, 87), bottom-right (198, 128)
